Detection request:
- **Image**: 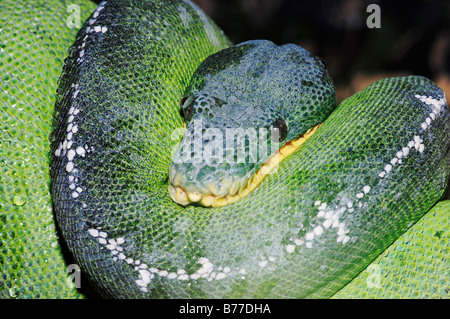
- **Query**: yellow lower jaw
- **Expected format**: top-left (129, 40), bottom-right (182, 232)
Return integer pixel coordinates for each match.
top-left (169, 124), bottom-right (321, 207)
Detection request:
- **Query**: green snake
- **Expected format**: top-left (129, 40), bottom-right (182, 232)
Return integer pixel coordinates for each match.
top-left (1, 0), bottom-right (449, 299)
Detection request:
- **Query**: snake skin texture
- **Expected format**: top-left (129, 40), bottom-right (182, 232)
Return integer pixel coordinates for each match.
top-left (1, 0), bottom-right (449, 299)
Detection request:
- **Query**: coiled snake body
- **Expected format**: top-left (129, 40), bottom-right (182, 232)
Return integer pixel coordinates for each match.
top-left (1, 0), bottom-right (449, 298)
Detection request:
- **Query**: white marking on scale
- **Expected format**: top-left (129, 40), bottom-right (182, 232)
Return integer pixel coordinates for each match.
top-left (384, 164), bottom-right (392, 173)
top-left (60, 84), bottom-right (88, 200)
top-left (286, 244), bottom-right (295, 253)
top-left (87, 226), bottom-right (249, 292)
top-left (305, 232), bottom-right (314, 241)
top-left (74, 146), bottom-right (85, 157)
top-left (66, 161), bottom-right (74, 172)
top-left (323, 219), bottom-right (333, 228)
top-left (402, 146), bottom-right (409, 157)
top-left (288, 93), bottom-right (445, 251)
top-left (314, 225), bottom-right (324, 236)
top-left (67, 150), bottom-right (75, 161)
top-left (88, 229), bottom-right (99, 237)
top-left (377, 93), bottom-right (446, 179)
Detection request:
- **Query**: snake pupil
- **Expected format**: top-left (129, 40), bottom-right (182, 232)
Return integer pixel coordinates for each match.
top-left (180, 96), bottom-right (195, 121)
top-left (270, 118), bottom-right (287, 142)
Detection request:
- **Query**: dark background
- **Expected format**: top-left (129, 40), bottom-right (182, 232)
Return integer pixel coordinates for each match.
top-left (192, 0), bottom-right (450, 103)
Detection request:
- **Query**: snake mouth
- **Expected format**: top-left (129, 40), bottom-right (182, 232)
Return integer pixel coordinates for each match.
top-left (169, 124), bottom-right (321, 207)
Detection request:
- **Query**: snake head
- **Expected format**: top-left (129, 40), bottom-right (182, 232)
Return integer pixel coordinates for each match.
top-left (169, 40), bottom-right (336, 207)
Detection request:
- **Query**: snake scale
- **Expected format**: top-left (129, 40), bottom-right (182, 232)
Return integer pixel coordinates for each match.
top-left (1, 0), bottom-right (449, 299)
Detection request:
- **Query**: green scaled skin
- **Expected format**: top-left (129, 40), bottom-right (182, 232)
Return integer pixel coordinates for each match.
top-left (50, 0), bottom-right (450, 298)
top-left (1, 0), bottom-right (449, 299)
top-left (0, 0), bottom-right (96, 298)
top-left (334, 200), bottom-right (450, 298)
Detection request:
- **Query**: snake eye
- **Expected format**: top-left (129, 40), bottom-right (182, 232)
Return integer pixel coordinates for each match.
top-left (180, 96), bottom-right (195, 121)
top-left (270, 118), bottom-right (287, 143)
